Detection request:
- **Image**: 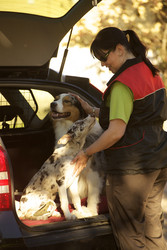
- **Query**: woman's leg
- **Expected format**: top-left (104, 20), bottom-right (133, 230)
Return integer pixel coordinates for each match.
top-left (106, 170), bottom-right (166, 250)
top-left (144, 168), bottom-right (167, 249)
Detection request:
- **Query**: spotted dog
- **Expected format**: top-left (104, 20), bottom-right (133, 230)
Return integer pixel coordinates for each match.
top-left (17, 116), bottom-right (96, 220)
top-left (50, 93), bottom-right (105, 217)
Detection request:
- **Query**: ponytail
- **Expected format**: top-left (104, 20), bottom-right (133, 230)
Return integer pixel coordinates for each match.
top-left (91, 27), bottom-right (159, 76)
top-left (124, 30), bottom-right (159, 76)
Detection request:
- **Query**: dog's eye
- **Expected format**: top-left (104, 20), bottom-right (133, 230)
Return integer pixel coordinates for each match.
top-left (64, 100), bottom-right (71, 104)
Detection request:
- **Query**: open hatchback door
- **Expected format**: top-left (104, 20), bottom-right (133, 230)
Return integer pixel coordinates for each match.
top-left (0, 0), bottom-right (101, 78)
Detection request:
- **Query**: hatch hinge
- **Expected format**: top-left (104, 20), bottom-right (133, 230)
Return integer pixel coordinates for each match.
top-left (92, 0), bottom-right (98, 6)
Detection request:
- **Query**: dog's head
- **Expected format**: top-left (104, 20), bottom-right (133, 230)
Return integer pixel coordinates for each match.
top-left (57, 115), bottom-right (95, 147)
top-left (50, 93), bottom-right (87, 123)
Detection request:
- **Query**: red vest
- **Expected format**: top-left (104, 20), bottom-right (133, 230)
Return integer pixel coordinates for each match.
top-left (99, 58), bottom-right (167, 175)
top-left (103, 61), bottom-right (164, 101)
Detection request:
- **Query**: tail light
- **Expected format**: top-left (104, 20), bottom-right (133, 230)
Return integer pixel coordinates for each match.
top-left (0, 144), bottom-right (12, 211)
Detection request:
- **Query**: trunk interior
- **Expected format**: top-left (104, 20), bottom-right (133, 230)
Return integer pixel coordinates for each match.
top-left (0, 80), bottom-right (108, 227)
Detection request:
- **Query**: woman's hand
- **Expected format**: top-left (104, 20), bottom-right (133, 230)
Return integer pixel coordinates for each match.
top-left (71, 119), bottom-right (126, 177)
top-left (71, 150), bottom-right (90, 177)
top-left (69, 93), bottom-right (94, 115)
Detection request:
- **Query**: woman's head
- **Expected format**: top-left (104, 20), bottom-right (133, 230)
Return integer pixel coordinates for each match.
top-left (90, 27), bottom-right (159, 76)
top-left (90, 27), bottom-right (130, 62)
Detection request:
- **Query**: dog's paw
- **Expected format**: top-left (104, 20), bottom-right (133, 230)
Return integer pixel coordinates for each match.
top-left (87, 206), bottom-right (98, 216)
top-left (71, 206), bottom-right (93, 218)
top-left (71, 210), bottom-right (83, 219)
top-left (65, 212), bottom-right (77, 220)
top-left (80, 206), bottom-right (94, 217)
top-left (52, 211), bottom-right (61, 217)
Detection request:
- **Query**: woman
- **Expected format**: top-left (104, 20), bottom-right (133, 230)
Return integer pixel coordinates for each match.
top-left (71, 27), bottom-right (167, 249)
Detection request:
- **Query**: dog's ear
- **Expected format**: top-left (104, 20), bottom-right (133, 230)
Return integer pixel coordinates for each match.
top-left (78, 102), bottom-right (87, 119)
top-left (57, 134), bottom-right (72, 145)
top-left (71, 96), bottom-right (87, 119)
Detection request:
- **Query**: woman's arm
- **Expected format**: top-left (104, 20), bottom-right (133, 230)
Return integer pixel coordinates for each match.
top-left (85, 118), bottom-right (126, 155)
top-left (71, 118), bottom-right (126, 176)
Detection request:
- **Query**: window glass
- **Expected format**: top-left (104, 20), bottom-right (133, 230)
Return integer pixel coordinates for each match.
top-left (0, 0), bottom-right (78, 18)
top-left (0, 89), bottom-right (54, 130)
top-left (31, 89), bottom-right (54, 120)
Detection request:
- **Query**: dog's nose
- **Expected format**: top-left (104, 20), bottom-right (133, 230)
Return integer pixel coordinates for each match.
top-left (50, 102), bottom-right (57, 109)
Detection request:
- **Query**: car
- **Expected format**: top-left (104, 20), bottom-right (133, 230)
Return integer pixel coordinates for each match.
top-left (0, 0), bottom-right (117, 249)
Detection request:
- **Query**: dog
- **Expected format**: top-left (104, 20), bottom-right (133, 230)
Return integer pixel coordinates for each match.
top-left (50, 93), bottom-right (105, 217)
top-left (50, 93), bottom-right (87, 142)
top-left (17, 116), bottom-right (96, 220)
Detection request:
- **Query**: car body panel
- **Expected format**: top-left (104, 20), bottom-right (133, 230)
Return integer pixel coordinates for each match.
top-left (0, 0), bottom-right (101, 68)
top-left (0, 211), bottom-right (22, 238)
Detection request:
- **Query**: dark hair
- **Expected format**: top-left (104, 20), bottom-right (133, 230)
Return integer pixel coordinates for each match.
top-left (90, 27), bottom-right (159, 76)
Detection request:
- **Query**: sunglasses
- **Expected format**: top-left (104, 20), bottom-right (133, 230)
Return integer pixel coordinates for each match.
top-left (99, 49), bottom-right (112, 62)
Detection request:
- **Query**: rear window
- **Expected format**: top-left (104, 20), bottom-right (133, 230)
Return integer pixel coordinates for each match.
top-left (0, 0), bottom-right (79, 18)
top-left (0, 88), bottom-right (54, 130)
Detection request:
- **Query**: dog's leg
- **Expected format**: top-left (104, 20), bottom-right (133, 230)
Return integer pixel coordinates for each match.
top-left (68, 177), bottom-right (82, 212)
top-left (58, 185), bottom-right (76, 220)
top-left (86, 169), bottom-right (104, 216)
top-left (69, 177), bottom-right (92, 218)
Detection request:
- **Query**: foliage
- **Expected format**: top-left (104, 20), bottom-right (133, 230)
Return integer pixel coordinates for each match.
top-left (71, 0), bottom-right (167, 86)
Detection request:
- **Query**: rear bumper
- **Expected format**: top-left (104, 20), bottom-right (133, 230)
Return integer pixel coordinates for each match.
top-left (0, 211), bottom-right (116, 249)
top-left (0, 211), bottom-right (25, 249)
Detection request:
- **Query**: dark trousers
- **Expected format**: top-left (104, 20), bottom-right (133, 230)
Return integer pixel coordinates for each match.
top-left (106, 168), bottom-right (167, 250)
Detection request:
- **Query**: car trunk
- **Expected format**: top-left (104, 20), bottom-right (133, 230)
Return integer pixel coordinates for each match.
top-left (0, 77), bottom-right (110, 228)
top-left (0, 78), bottom-right (118, 250)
